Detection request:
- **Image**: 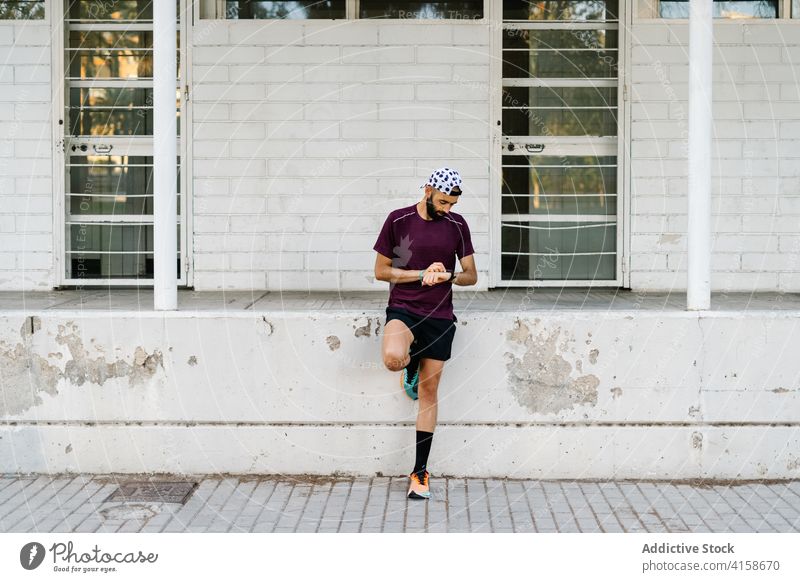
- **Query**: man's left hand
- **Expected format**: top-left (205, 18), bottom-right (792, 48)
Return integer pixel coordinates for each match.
top-left (422, 271), bottom-right (453, 286)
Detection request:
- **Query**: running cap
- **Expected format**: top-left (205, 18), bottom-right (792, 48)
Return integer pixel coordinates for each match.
top-left (420, 167), bottom-right (463, 195)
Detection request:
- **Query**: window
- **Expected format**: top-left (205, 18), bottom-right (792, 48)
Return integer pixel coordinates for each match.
top-left (659, 0), bottom-right (778, 18)
top-left (61, 1), bottom-right (186, 284)
top-left (500, 0), bottom-right (621, 284)
top-left (0, 0), bottom-right (44, 19)
top-left (222, 0), bottom-right (345, 19)
top-left (360, 1), bottom-right (484, 19)
top-left (504, 0), bottom-right (618, 20)
top-left (201, 0), bottom-right (484, 19)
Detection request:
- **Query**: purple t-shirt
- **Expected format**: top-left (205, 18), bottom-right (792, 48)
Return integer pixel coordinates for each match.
top-left (373, 203), bottom-right (474, 321)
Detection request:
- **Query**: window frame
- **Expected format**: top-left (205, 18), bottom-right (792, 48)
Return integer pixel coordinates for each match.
top-left (198, 0), bottom-right (487, 20)
top-left (490, 1), bottom-right (626, 287)
top-left (51, 0), bottom-right (193, 287)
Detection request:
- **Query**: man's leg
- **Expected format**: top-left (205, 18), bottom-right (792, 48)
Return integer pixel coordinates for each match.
top-left (381, 319), bottom-right (414, 372)
top-left (416, 358), bottom-right (444, 432)
top-left (413, 358), bottom-right (445, 478)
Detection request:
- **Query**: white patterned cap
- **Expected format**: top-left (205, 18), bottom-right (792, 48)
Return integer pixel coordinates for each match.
top-left (420, 167), bottom-right (463, 195)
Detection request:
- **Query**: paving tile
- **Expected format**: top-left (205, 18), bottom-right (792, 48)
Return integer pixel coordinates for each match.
top-left (0, 476), bottom-right (798, 533)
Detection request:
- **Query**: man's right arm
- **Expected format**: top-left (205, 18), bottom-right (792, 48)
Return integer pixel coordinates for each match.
top-left (374, 253), bottom-right (421, 284)
top-left (374, 254), bottom-right (446, 284)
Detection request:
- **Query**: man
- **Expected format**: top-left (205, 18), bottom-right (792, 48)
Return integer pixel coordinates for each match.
top-left (372, 167), bottom-right (477, 500)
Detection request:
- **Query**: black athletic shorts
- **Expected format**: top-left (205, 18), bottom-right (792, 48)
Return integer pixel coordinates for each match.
top-left (385, 306), bottom-right (457, 362)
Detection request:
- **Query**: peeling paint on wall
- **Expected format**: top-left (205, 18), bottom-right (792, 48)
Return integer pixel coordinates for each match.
top-left (0, 319), bottom-right (164, 417)
top-left (0, 328), bottom-right (61, 417)
top-left (504, 319), bottom-right (600, 415)
top-left (354, 318), bottom-right (372, 338)
top-left (326, 335), bottom-right (341, 351)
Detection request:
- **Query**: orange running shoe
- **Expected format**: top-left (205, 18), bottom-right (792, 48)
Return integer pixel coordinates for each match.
top-left (407, 470), bottom-right (430, 500)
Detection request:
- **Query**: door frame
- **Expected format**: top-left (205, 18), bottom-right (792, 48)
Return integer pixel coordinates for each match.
top-left (488, 0), bottom-right (630, 288)
top-left (50, 0), bottom-right (194, 287)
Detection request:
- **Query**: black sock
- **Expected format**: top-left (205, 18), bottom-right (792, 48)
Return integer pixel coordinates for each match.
top-left (413, 430), bottom-right (434, 475)
top-left (405, 341), bottom-right (420, 374)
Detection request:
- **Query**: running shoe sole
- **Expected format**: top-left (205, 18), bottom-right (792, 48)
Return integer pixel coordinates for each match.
top-left (407, 471), bottom-right (430, 499)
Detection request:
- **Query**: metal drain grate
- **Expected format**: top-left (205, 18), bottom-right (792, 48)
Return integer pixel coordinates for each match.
top-left (105, 481), bottom-right (197, 504)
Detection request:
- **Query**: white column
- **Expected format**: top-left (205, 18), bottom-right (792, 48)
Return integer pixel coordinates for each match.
top-left (687, 0), bottom-right (713, 310)
top-left (153, 0), bottom-right (178, 310)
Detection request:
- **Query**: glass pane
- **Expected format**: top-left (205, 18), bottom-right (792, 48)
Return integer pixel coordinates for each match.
top-left (501, 221), bottom-right (616, 280)
top-left (69, 194), bottom-right (153, 215)
top-left (67, 0), bottom-right (153, 20)
top-left (795, 0), bottom-right (800, 17)
top-left (0, 1), bottom-right (44, 18)
top-left (503, 0), bottom-right (618, 20)
top-left (69, 223), bottom-right (153, 253)
top-left (502, 194), bottom-right (616, 215)
top-left (660, 0), bottom-right (777, 18)
top-left (503, 86), bottom-right (617, 110)
top-left (503, 48), bottom-right (617, 78)
top-left (502, 105), bottom-right (617, 137)
top-left (68, 48), bottom-right (154, 79)
top-left (68, 156), bottom-right (154, 199)
top-left (68, 253), bottom-right (181, 279)
top-left (503, 87), bottom-right (617, 137)
top-left (360, 1), bottom-right (483, 18)
top-left (503, 29), bottom-right (618, 51)
top-left (503, 29), bottom-right (618, 79)
top-left (70, 30), bottom-right (153, 49)
top-left (67, 228), bottom-right (182, 279)
top-left (501, 250), bottom-right (616, 280)
top-left (224, 1), bottom-right (346, 18)
top-left (503, 221), bottom-right (617, 254)
top-left (67, 155), bottom-right (180, 200)
top-left (68, 31), bottom-right (154, 79)
top-left (70, 252), bottom-right (153, 279)
top-left (69, 88), bottom-right (153, 136)
top-left (68, 88), bottom-right (180, 137)
top-left (67, 31), bottom-right (180, 79)
top-left (502, 155), bottom-right (617, 202)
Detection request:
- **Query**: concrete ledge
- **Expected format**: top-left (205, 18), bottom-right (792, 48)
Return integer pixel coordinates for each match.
top-left (2, 425), bottom-right (799, 479)
top-left (1, 304), bottom-right (799, 477)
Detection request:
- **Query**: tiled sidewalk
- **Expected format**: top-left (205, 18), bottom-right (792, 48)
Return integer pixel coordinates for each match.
top-left (1, 475), bottom-right (798, 533)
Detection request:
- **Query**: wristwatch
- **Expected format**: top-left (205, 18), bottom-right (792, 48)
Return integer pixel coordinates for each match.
top-left (447, 270), bottom-right (458, 284)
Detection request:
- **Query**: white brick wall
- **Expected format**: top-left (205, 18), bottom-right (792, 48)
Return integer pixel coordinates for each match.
top-left (0, 22), bottom-right (53, 290)
top-left (629, 21), bottom-right (800, 292)
top-left (4, 15), bottom-right (799, 294)
top-left (191, 20), bottom-right (490, 291)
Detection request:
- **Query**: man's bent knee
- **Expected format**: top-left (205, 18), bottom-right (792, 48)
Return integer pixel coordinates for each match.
top-left (383, 350), bottom-right (408, 372)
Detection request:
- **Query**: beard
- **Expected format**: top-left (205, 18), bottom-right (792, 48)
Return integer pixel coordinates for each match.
top-left (426, 195), bottom-right (445, 221)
